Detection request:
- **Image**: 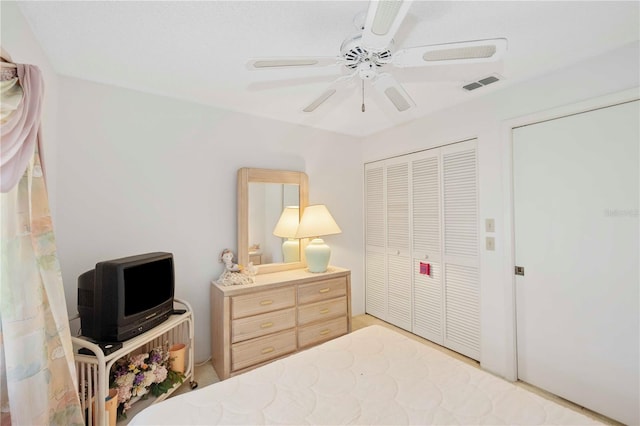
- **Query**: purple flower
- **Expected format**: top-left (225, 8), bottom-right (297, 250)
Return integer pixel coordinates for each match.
top-left (149, 351), bottom-right (162, 364)
top-left (114, 364), bottom-right (128, 378)
top-left (134, 372), bottom-right (145, 386)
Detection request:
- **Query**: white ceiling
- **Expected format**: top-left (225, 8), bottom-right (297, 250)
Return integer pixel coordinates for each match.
top-left (17, 1), bottom-right (640, 137)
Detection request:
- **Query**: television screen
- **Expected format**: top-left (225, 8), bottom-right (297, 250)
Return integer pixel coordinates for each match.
top-left (123, 257), bottom-right (173, 317)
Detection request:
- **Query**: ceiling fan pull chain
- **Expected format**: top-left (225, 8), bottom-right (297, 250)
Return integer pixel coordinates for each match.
top-left (361, 80), bottom-right (365, 112)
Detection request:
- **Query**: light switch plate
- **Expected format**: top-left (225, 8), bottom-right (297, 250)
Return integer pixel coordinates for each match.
top-left (486, 236), bottom-right (495, 251)
top-left (485, 218), bottom-right (495, 233)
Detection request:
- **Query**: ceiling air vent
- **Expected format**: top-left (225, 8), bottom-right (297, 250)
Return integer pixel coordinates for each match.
top-left (463, 82), bottom-right (483, 91)
top-left (463, 74), bottom-right (501, 91)
top-left (478, 76), bottom-right (499, 85)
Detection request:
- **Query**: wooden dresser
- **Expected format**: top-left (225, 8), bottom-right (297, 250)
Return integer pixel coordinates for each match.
top-left (210, 266), bottom-right (351, 380)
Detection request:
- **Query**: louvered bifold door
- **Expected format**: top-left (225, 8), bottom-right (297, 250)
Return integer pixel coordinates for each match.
top-left (365, 164), bottom-right (387, 320)
top-left (385, 160), bottom-right (412, 331)
top-left (441, 140), bottom-right (480, 360)
top-left (411, 150), bottom-right (444, 344)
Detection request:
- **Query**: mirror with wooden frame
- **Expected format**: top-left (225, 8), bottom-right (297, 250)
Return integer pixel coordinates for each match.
top-left (237, 168), bottom-right (308, 274)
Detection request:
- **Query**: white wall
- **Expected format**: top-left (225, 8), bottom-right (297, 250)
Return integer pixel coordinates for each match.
top-left (300, 133), bottom-right (366, 315)
top-left (54, 76), bottom-right (363, 361)
top-left (1, 1), bottom-right (59, 216)
top-left (363, 41), bottom-right (640, 378)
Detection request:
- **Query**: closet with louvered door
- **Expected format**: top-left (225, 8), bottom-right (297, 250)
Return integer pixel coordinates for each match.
top-left (364, 165), bottom-right (386, 320)
top-left (364, 139), bottom-right (479, 360)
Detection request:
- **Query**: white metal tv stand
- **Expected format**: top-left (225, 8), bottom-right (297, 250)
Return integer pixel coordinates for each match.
top-left (71, 298), bottom-right (196, 425)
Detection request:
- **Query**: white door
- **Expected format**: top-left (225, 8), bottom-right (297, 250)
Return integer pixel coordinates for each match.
top-left (412, 149), bottom-right (444, 344)
top-left (365, 165), bottom-right (386, 320)
top-left (441, 141), bottom-right (480, 360)
top-left (513, 100), bottom-right (639, 425)
top-left (385, 160), bottom-right (412, 331)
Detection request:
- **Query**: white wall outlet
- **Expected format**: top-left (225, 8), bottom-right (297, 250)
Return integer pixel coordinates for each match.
top-left (485, 218), bottom-right (495, 233)
top-left (486, 236), bottom-right (495, 251)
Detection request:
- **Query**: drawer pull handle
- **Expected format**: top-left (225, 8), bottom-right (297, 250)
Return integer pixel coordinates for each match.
top-left (259, 300), bottom-right (273, 306)
top-left (319, 288), bottom-right (330, 294)
top-left (320, 308), bottom-right (330, 314)
top-left (319, 329), bottom-right (331, 336)
top-left (260, 322), bottom-right (274, 329)
top-left (261, 347), bottom-right (275, 354)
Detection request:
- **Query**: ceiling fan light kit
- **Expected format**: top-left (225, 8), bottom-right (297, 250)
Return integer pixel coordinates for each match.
top-left (248, 0), bottom-right (508, 113)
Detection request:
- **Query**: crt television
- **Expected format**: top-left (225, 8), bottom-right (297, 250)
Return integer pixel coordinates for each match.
top-left (78, 252), bottom-right (175, 342)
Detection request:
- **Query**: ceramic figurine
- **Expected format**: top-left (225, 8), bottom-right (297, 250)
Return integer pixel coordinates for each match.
top-left (217, 249), bottom-right (255, 286)
top-left (219, 248), bottom-right (241, 273)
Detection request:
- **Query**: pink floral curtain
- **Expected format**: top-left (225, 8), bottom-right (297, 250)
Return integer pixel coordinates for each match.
top-left (1, 58), bottom-right (83, 424)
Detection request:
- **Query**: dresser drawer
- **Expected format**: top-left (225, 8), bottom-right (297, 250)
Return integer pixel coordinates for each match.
top-left (298, 277), bottom-right (347, 305)
top-left (298, 316), bottom-right (348, 348)
top-left (231, 329), bottom-right (296, 371)
top-left (297, 297), bottom-right (347, 326)
top-left (232, 287), bottom-right (295, 319)
top-left (232, 308), bottom-right (295, 343)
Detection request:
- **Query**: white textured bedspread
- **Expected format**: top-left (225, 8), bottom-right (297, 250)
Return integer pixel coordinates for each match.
top-left (130, 325), bottom-right (600, 425)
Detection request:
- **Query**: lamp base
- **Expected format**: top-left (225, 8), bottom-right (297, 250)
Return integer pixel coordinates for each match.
top-left (305, 238), bottom-right (331, 273)
top-left (282, 239), bottom-right (300, 263)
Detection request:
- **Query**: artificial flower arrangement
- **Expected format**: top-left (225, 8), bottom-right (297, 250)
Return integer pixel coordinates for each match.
top-left (109, 344), bottom-right (184, 418)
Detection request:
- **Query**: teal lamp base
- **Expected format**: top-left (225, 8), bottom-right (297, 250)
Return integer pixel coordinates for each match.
top-left (305, 238), bottom-right (331, 273)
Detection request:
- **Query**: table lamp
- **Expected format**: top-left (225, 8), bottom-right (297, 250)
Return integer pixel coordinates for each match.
top-left (295, 204), bottom-right (342, 273)
top-left (272, 206), bottom-right (300, 263)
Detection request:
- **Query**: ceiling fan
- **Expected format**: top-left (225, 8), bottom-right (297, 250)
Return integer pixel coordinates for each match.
top-left (247, 0), bottom-right (507, 113)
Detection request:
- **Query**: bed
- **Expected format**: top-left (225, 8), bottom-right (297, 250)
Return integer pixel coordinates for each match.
top-left (129, 325), bottom-right (601, 425)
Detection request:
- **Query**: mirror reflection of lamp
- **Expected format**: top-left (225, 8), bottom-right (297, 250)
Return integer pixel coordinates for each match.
top-left (295, 204), bottom-right (342, 273)
top-left (272, 206), bottom-right (300, 263)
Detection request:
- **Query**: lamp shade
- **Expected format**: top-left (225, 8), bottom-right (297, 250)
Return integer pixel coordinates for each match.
top-left (295, 205), bottom-right (341, 273)
top-left (295, 205), bottom-right (342, 239)
top-left (273, 206), bottom-right (299, 238)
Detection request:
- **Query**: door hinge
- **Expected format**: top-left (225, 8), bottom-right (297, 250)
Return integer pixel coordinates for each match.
top-left (515, 266), bottom-right (525, 276)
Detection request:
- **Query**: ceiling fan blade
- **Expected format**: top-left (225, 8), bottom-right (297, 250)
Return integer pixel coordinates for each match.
top-left (302, 74), bottom-right (355, 113)
top-left (393, 38), bottom-right (508, 68)
top-left (373, 73), bottom-right (415, 112)
top-left (360, 0), bottom-right (413, 51)
top-left (247, 57), bottom-right (341, 70)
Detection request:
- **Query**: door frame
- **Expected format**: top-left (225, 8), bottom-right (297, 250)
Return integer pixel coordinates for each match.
top-left (500, 87), bottom-right (640, 381)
